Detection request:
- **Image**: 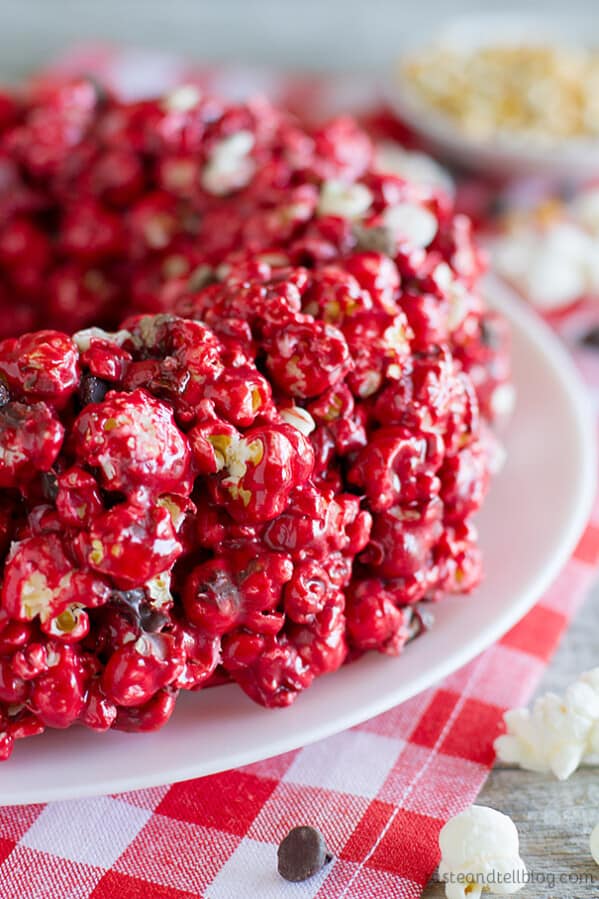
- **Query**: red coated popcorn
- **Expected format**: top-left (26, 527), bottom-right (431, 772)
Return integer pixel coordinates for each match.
top-left (0, 331), bottom-right (80, 409)
top-left (72, 388), bottom-right (194, 496)
top-left (0, 401), bottom-right (64, 487)
top-left (0, 76), bottom-right (511, 758)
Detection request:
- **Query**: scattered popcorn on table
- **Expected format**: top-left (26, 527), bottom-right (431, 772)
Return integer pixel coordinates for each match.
top-left (438, 805), bottom-right (526, 898)
top-left (494, 667), bottom-right (599, 780)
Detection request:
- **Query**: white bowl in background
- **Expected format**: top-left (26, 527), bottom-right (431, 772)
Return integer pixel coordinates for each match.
top-left (386, 13), bottom-right (599, 178)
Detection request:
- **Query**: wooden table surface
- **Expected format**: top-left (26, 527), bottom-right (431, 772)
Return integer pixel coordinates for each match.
top-left (424, 582), bottom-right (599, 898)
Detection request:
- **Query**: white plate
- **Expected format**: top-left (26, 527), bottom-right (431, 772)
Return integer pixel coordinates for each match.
top-left (0, 276), bottom-right (595, 805)
top-left (387, 14), bottom-right (599, 178)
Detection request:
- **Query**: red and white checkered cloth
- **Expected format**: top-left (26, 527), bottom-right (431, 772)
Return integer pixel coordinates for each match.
top-left (1, 49), bottom-right (599, 899)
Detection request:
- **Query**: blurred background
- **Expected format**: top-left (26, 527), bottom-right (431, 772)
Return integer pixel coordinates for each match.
top-left (2, 0), bottom-right (597, 75)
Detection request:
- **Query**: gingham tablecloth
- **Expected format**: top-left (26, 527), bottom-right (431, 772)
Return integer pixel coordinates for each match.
top-left (0, 50), bottom-right (598, 899)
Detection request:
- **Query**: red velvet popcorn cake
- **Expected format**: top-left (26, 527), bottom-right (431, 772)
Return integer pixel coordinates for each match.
top-left (0, 78), bottom-right (510, 758)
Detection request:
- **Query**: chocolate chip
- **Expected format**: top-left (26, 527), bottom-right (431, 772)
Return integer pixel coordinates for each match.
top-left (140, 609), bottom-right (170, 633)
top-left (112, 589), bottom-right (169, 633)
top-left (0, 381), bottom-right (9, 407)
top-left (78, 374), bottom-right (110, 406)
top-left (277, 826), bottom-right (332, 882)
top-left (112, 588), bottom-right (146, 618)
top-left (352, 224), bottom-right (396, 257)
top-left (480, 317), bottom-right (500, 348)
top-left (580, 325), bottom-right (599, 349)
top-left (40, 471), bottom-right (58, 503)
top-left (82, 74), bottom-right (110, 108)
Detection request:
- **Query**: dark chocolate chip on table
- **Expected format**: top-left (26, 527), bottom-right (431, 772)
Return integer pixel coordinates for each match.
top-left (277, 826), bottom-right (333, 882)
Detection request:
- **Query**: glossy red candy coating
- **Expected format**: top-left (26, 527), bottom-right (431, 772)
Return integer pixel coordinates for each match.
top-left (72, 388), bottom-right (194, 496)
top-left (0, 79), bottom-right (511, 758)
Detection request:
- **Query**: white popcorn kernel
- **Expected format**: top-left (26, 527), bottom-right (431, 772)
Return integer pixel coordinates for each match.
top-left (433, 261), bottom-right (453, 291)
top-left (382, 202), bottom-right (438, 248)
top-left (73, 327), bottom-right (132, 352)
top-left (46, 604), bottom-right (86, 637)
top-left (134, 633), bottom-right (167, 661)
top-left (590, 822), bottom-right (599, 866)
top-left (356, 370), bottom-right (383, 398)
top-left (146, 571), bottom-right (173, 608)
top-left (201, 131), bottom-right (256, 197)
top-left (488, 439), bottom-right (507, 475)
top-left (490, 383), bottom-right (516, 421)
top-left (446, 280), bottom-right (472, 332)
top-left (494, 667), bottom-right (599, 779)
top-left (0, 443), bottom-right (26, 471)
top-left (280, 406), bottom-right (316, 436)
top-left (207, 433), bottom-right (264, 499)
top-left (374, 141), bottom-right (454, 196)
top-left (162, 84), bottom-right (202, 113)
top-left (157, 496), bottom-right (187, 531)
top-left (19, 570), bottom-right (75, 623)
top-left (46, 648), bottom-right (61, 668)
top-left (439, 805), bottom-right (526, 899)
top-left (433, 262), bottom-right (473, 332)
top-left (317, 180), bottom-right (373, 220)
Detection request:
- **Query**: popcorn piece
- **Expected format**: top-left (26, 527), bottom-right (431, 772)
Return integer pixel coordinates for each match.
top-left (438, 805), bottom-right (526, 899)
top-left (590, 822), bottom-right (599, 866)
top-left (280, 405), bottom-right (316, 436)
top-left (162, 84), bottom-right (202, 113)
top-left (494, 667), bottom-right (599, 780)
top-left (382, 202), bottom-right (438, 248)
top-left (317, 180), bottom-right (373, 220)
top-left (201, 131), bottom-right (256, 196)
top-left (489, 384), bottom-right (516, 422)
top-left (374, 141), bottom-right (454, 196)
top-left (72, 327), bottom-right (132, 352)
